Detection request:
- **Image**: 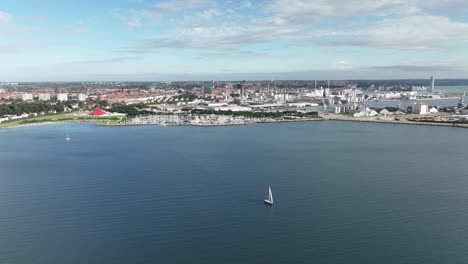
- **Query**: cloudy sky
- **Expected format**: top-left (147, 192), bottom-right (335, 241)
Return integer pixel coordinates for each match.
top-left (1, 0), bottom-right (468, 81)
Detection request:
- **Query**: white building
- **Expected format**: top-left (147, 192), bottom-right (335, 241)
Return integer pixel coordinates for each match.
top-left (305, 89), bottom-right (323, 98)
top-left (57, 93), bottom-right (68, 101)
top-left (353, 107), bottom-right (378, 117)
top-left (429, 107), bottom-right (438, 114)
top-left (413, 103), bottom-right (429, 115)
top-left (213, 105), bottom-right (252, 112)
top-left (22, 93), bottom-right (33, 101)
top-left (288, 102), bottom-right (319, 107)
top-left (78, 93), bottom-right (88, 101)
top-left (274, 93), bottom-right (289, 103)
top-left (380, 109), bottom-right (390, 115)
top-left (39, 93), bottom-right (50, 101)
top-left (0, 88), bottom-right (5, 93)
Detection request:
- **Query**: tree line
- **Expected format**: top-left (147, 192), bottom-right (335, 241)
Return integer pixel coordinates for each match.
top-left (0, 102), bottom-right (64, 117)
top-left (108, 103), bottom-right (151, 117)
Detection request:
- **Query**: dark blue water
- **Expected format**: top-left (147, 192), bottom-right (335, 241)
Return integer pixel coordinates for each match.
top-left (1, 122), bottom-right (468, 264)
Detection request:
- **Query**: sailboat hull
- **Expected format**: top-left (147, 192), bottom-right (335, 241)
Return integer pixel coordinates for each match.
top-left (264, 200), bottom-right (273, 205)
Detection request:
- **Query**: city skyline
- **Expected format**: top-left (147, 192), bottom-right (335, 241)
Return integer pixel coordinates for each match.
top-left (1, 0), bottom-right (468, 81)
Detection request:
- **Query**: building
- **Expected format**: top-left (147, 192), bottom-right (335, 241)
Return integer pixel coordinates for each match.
top-left (38, 93), bottom-right (50, 101)
top-left (212, 104), bottom-right (252, 112)
top-left (22, 93), bottom-right (33, 101)
top-left (430, 76), bottom-right (435, 92)
top-left (0, 88), bottom-right (5, 93)
top-left (57, 93), bottom-right (68, 101)
top-left (78, 93), bottom-right (88, 101)
top-left (380, 109), bottom-right (390, 115)
top-left (413, 103), bottom-right (429, 114)
top-left (89, 108), bottom-right (106, 116)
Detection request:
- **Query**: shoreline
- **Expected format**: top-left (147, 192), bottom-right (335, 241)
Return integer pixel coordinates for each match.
top-left (0, 121), bottom-right (72, 129)
top-left (0, 114), bottom-right (123, 129)
top-left (0, 119), bottom-right (118, 130)
top-left (325, 118), bottom-right (468, 128)
top-left (320, 114), bottom-right (468, 128)
top-left (1, 116), bottom-right (467, 130)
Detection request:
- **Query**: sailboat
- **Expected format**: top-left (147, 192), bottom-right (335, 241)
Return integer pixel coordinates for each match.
top-left (264, 185), bottom-right (273, 205)
top-left (65, 134), bottom-right (71, 141)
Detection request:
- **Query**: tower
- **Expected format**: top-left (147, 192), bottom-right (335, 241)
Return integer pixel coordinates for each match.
top-left (430, 76), bottom-right (435, 92)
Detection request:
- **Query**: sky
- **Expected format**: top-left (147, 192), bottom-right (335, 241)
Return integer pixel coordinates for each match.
top-left (1, 0), bottom-right (468, 81)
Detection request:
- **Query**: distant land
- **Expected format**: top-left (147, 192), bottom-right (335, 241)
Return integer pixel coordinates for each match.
top-left (1, 78), bottom-right (466, 129)
top-left (352, 79), bottom-right (468, 87)
top-left (2, 79), bottom-right (468, 87)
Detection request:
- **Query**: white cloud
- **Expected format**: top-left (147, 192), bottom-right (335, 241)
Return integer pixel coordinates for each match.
top-left (139, 0), bottom-right (215, 21)
top-left (124, 0), bottom-right (468, 52)
top-left (334, 60), bottom-right (353, 70)
top-left (317, 15), bottom-right (468, 49)
top-left (363, 15), bottom-right (468, 49)
top-left (418, 0), bottom-right (468, 15)
top-left (0, 11), bottom-right (12, 24)
top-left (126, 2), bottom-right (327, 51)
top-left (114, 0), bottom-right (215, 28)
top-left (264, 0), bottom-right (420, 23)
top-left (149, 0), bottom-right (213, 13)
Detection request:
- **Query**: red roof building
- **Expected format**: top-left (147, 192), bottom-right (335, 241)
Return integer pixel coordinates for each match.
top-left (89, 108), bottom-right (106, 116)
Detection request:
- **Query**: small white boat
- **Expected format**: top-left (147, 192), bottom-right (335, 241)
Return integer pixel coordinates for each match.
top-left (65, 134), bottom-right (71, 141)
top-left (264, 185), bottom-right (273, 205)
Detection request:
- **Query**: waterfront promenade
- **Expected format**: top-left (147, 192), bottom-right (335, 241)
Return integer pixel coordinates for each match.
top-left (320, 113), bottom-right (468, 128)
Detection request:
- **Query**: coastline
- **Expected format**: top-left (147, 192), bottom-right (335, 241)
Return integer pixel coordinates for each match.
top-left (0, 121), bottom-right (68, 129)
top-left (1, 115), bottom-right (467, 130)
top-left (0, 120), bottom-right (111, 130)
top-left (0, 113), bottom-right (123, 129)
top-left (319, 114), bottom-right (468, 128)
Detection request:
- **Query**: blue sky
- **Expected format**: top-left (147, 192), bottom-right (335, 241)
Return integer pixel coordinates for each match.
top-left (1, 0), bottom-right (468, 81)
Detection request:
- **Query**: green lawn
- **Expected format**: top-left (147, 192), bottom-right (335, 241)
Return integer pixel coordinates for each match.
top-left (0, 113), bottom-right (124, 128)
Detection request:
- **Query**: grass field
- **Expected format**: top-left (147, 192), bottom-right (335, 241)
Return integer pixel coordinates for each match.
top-left (0, 113), bottom-right (124, 128)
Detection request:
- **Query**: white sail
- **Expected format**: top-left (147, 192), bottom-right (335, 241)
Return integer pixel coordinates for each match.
top-left (268, 186), bottom-right (273, 203)
top-left (264, 185), bottom-right (273, 205)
